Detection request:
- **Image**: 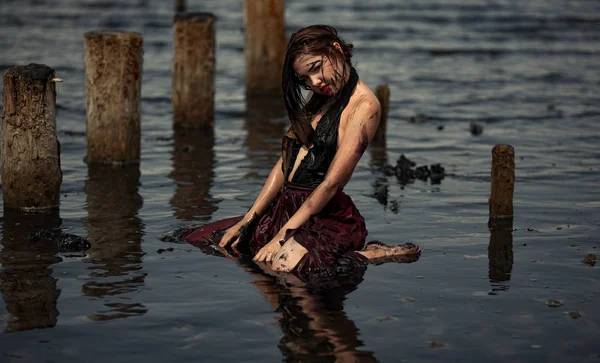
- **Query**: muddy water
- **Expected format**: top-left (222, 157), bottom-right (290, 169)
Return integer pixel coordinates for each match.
top-left (1, 0), bottom-right (599, 362)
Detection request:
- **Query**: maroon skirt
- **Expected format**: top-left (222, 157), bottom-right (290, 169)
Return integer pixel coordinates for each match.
top-left (184, 182), bottom-right (369, 273)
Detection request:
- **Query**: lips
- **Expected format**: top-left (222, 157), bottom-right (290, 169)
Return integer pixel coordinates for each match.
top-left (320, 85), bottom-right (330, 94)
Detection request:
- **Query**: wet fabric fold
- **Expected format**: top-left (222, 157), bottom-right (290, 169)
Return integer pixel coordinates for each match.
top-left (184, 182), bottom-right (369, 273)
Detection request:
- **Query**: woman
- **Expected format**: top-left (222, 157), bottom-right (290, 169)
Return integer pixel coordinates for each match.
top-left (185, 25), bottom-right (421, 273)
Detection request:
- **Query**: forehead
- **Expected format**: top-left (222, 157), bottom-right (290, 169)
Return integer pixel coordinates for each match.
top-left (293, 53), bottom-right (322, 74)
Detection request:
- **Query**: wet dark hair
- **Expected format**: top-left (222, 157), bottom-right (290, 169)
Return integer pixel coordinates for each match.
top-left (282, 25), bottom-right (354, 146)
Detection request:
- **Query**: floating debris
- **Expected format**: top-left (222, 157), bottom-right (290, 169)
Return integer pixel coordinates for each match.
top-left (470, 122), bottom-right (483, 136)
top-left (157, 247), bottom-right (175, 254)
top-left (568, 311), bottom-right (582, 319)
top-left (376, 316), bottom-right (395, 322)
top-left (429, 342), bottom-right (445, 349)
top-left (159, 226), bottom-right (197, 243)
top-left (389, 200), bottom-right (399, 213)
top-left (547, 299), bottom-right (564, 308)
top-left (380, 154), bottom-right (446, 186)
top-left (583, 253), bottom-right (597, 267)
top-left (408, 113), bottom-right (429, 124)
top-left (28, 229), bottom-right (91, 252)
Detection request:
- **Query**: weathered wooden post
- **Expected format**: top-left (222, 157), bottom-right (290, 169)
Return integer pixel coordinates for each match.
top-left (175, 0), bottom-right (185, 12)
top-left (372, 84), bottom-right (389, 147)
top-left (172, 13), bottom-right (216, 128)
top-left (489, 144), bottom-right (515, 221)
top-left (244, 0), bottom-right (286, 96)
top-left (488, 144), bottom-right (515, 285)
top-left (1, 64), bottom-right (62, 210)
top-left (84, 30), bottom-right (143, 164)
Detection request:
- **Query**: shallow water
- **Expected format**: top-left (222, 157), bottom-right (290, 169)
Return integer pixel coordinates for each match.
top-left (1, 0), bottom-right (599, 362)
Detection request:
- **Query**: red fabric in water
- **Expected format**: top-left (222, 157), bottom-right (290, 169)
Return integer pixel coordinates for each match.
top-left (184, 182), bottom-right (369, 273)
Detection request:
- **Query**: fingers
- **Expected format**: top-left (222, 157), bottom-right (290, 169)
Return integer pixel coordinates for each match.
top-left (253, 247), bottom-right (277, 262)
top-left (231, 236), bottom-right (242, 248)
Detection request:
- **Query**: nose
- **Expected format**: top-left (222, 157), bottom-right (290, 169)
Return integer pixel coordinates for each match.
top-left (309, 74), bottom-right (321, 88)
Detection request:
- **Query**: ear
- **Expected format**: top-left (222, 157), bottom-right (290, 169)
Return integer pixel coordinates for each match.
top-left (333, 41), bottom-right (342, 52)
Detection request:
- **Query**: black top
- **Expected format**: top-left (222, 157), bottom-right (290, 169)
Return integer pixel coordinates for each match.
top-left (285, 68), bottom-right (360, 187)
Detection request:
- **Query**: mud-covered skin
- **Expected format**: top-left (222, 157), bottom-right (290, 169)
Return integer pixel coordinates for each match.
top-left (28, 229), bottom-right (91, 252)
top-left (237, 212), bottom-right (260, 244)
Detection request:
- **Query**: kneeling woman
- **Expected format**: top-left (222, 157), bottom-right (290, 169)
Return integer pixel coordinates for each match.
top-left (185, 25), bottom-right (421, 273)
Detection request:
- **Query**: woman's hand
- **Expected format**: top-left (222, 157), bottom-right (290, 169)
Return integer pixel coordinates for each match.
top-left (253, 239), bottom-right (283, 262)
top-left (219, 221), bottom-right (243, 248)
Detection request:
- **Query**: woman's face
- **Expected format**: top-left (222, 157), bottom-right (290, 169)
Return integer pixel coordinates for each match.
top-left (293, 49), bottom-right (344, 96)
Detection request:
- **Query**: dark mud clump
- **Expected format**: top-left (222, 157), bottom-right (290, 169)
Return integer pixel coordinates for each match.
top-left (159, 225), bottom-right (197, 244)
top-left (28, 229), bottom-right (91, 252)
top-left (470, 122), bottom-right (483, 136)
top-left (582, 253), bottom-right (597, 267)
top-left (380, 154), bottom-right (446, 186)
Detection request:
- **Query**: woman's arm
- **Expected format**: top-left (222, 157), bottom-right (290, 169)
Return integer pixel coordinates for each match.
top-left (220, 156), bottom-right (284, 247)
top-left (254, 98), bottom-right (380, 260)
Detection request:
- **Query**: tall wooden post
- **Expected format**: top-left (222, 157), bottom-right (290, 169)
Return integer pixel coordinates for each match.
top-left (172, 13), bottom-right (216, 128)
top-left (244, 0), bottom-right (286, 96)
top-left (1, 64), bottom-right (62, 210)
top-left (489, 144), bottom-right (515, 220)
top-left (84, 30), bottom-right (143, 164)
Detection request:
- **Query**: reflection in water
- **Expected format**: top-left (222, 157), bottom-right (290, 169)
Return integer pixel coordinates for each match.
top-left (0, 209), bottom-right (62, 332)
top-left (245, 95), bottom-right (287, 179)
top-left (488, 218), bottom-right (514, 291)
top-left (370, 143), bottom-right (390, 208)
top-left (83, 164), bottom-right (147, 320)
top-left (249, 261), bottom-right (377, 362)
top-left (169, 127), bottom-right (218, 221)
top-left (193, 238), bottom-right (377, 361)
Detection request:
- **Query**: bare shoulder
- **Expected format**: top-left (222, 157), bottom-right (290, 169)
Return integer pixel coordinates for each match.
top-left (341, 82), bottom-right (381, 132)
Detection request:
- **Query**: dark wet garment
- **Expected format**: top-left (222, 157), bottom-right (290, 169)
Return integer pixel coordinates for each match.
top-left (184, 182), bottom-right (369, 273)
top-left (185, 67), bottom-right (369, 273)
top-left (283, 67), bottom-right (359, 187)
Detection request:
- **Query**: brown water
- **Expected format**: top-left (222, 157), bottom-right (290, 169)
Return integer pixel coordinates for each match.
top-left (1, 0), bottom-right (599, 362)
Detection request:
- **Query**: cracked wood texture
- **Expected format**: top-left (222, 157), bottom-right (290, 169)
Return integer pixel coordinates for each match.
top-left (84, 30), bottom-right (143, 163)
top-left (172, 13), bottom-right (215, 128)
top-left (2, 64), bottom-right (62, 210)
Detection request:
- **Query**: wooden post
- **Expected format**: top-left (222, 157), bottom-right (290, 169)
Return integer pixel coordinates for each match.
top-left (489, 144), bottom-right (514, 220)
top-left (175, 0), bottom-right (185, 12)
top-left (172, 13), bottom-right (216, 128)
top-left (373, 84), bottom-right (389, 146)
top-left (84, 30), bottom-right (143, 164)
top-left (1, 64), bottom-right (62, 210)
top-left (244, 0), bottom-right (286, 96)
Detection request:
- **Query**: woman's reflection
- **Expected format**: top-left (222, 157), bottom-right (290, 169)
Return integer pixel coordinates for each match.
top-left (0, 209), bottom-right (61, 332)
top-left (82, 164), bottom-right (147, 320)
top-left (169, 127), bottom-right (218, 221)
top-left (192, 241), bottom-right (378, 362)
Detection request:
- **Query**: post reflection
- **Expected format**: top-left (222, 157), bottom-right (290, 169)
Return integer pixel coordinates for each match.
top-left (83, 164), bottom-right (147, 320)
top-left (245, 95), bottom-right (287, 179)
top-left (0, 209), bottom-right (62, 332)
top-left (169, 127), bottom-right (218, 221)
top-left (488, 218), bottom-right (514, 291)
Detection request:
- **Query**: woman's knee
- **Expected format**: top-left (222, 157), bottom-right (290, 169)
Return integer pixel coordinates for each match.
top-left (272, 238), bottom-right (307, 272)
